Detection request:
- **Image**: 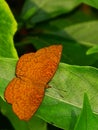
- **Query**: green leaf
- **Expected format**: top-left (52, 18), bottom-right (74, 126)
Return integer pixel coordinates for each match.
top-left (21, 35), bottom-right (98, 66)
top-left (21, 6), bottom-right (37, 21)
top-left (80, 0), bottom-right (98, 9)
top-left (74, 93), bottom-right (98, 130)
top-left (87, 45), bottom-right (98, 55)
top-left (21, 0), bottom-right (80, 24)
top-left (0, 97), bottom-right (47, 130)
top-left (62, 20), bottom-right (98, 45)
top-left (0, 59), bottom-right (98, 130)
top-left (36, 63), bottom-right (98, 129)
top-left (0, 0), bottom-right (18, 58)
top-left (35, 20), bottom-right (98, 45)
top-left (0, 58), bottom-right (17, 100)
top-left (1, 56), bottom-right (98, 129)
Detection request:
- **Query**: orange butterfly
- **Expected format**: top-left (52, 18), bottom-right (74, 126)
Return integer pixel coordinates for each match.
top-left (4, 45), bottom-right (62, 120)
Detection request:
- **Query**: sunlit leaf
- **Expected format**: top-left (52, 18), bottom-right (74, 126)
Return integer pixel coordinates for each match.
top-left (0, 0), bottom-right (18, 58)
top-left (87, 45), bottom-right (98, 55)
top-left (74, 93), bottom-right (98, 130)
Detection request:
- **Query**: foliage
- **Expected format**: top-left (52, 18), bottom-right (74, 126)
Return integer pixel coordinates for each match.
top-left (0, 0), bottom-right (98, 130)
top-left (74, 93), bottom-right (98, 130)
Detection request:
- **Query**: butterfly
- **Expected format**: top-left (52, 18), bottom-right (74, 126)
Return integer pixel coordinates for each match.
top-left (4, 45), bottom-right (62, 120)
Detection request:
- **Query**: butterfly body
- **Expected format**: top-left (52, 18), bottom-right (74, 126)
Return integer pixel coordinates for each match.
top-left (4, 45), bottom-right (62, 120)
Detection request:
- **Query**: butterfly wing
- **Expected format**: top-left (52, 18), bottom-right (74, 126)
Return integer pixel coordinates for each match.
top-left (16, 45), bottom-right (62, 85)
top-left (5, 45), bottom-right (62, 120)
top-left (30, 45), bottom-right (62, 84)
top-left (16, 53), bottom-right (35, 78)
top-left (4, 78), bottom-right (20, 104)
top-left (5, 77), bottom-right (45, 120)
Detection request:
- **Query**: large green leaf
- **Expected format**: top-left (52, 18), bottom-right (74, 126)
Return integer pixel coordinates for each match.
top-left (74, 93), bottom-right (98, 130)
top-left (36, 63), bottom-right (98, 129)
top-left (0, 0), bottom-right (18, 58)
top-left (2, 57), bottom-right (98, 129)
top-left (21, 0), bottom-right (80, 24)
